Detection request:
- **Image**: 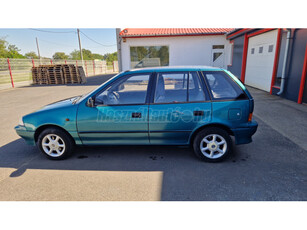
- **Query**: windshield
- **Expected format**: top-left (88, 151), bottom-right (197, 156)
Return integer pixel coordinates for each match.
top-left (72, 72), bottom-right (122, 104)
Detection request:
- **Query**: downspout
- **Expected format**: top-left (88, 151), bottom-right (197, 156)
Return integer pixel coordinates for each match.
top-left (277, 29), bottom-right (292, 95)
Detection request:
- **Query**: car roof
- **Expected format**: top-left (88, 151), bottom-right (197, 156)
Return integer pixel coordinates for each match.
top-left (125, 66), bottom-right (224, 73)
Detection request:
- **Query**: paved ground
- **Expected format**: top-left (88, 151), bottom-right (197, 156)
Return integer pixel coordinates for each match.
top-left (0, 75), bottom-right (306, 201)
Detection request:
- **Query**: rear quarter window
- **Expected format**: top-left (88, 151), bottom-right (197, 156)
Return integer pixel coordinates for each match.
top-left (202, 71), bottom-right (247, 100)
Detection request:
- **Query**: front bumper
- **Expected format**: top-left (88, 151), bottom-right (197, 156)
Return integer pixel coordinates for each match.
top-left (231, 120), bottom-right (258, 145)
top-left (14, 125), bottom-right (36, 146)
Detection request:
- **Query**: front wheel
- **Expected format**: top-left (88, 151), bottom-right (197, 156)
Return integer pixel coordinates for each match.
top-left (37, 128), bottom-right (75, 160)
top-left (193, 127), bottom-right (232, 162)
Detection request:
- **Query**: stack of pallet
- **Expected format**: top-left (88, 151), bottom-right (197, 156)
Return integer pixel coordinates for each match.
top-left (31, 64), bottom-right (86, 85)
top-left (32, 66), bottom-right (50, 84)
top-left (47, 65), bottom-right (64, 84)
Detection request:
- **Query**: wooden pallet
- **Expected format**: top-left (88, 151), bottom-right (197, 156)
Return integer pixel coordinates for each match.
top-left (78, 66), bottom-right (86, 83)
top-left (32, 64), bottom-right (84, 85)
top-left (62, 65), bottom-right (73, 84)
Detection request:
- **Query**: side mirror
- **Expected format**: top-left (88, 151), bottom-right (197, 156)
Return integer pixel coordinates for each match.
top-left (87, 97), bottom-right (95, 107)
top-left (118, 84), bottom-right (124, 91)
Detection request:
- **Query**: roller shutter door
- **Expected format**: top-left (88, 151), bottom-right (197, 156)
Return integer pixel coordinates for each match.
top-left (245, 30), bottom-right (278, 92)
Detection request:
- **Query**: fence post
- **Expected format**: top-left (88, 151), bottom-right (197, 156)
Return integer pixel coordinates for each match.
top-left (76, 60), bottom-right (78, 67)
top-left (32, 59), bottom-right (35, 68)
top-left (113, 61), bottom-right (115, 72)
top-left (85, 60), bottom-right (88, 77)
top-left (92, 60), bottom-right (95, 75)
top-left (50, 59), bottom-right (53, 65)
top-left (7, 58), bottom-right (14, 88)
top-left (101, 61), bottom-right (103, 73)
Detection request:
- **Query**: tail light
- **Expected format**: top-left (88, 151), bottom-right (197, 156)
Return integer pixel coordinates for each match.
top-left (248, 113), bottom-right (253, 122)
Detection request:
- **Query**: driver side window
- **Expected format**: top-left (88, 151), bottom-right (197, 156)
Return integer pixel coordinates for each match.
top-left (95, 74), bottom-right (150, 105)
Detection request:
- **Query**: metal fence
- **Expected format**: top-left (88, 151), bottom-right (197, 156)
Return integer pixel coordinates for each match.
top-left (0, 58), bottom-right (119, 87)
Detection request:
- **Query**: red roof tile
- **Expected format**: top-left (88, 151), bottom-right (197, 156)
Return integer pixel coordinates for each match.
top-left (119, 28), bottom-right (235, 38)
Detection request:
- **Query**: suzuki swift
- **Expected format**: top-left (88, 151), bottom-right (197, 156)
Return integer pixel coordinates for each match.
top-left (15, 66), bottom-right (258, 162)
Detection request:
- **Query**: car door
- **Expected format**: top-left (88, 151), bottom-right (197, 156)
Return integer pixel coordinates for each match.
top-left (148, 71), bottom-right (212, 145)
top-left (77, 73), bottom-right (152, 145)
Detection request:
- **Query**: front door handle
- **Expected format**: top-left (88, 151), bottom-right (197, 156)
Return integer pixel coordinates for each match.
top-left (132, 112), bottom-right (142, 118)
top-left (193, 110), bottom-right (204, 116)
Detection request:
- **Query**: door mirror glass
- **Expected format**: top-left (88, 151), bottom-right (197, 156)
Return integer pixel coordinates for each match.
top-left (86, 97), bottom-right (95, 107)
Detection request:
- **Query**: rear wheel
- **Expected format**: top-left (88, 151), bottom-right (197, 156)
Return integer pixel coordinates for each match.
top-left (193, 127), bottom-right (232, 162)
top-left (37, 128), bottom-right (74, 160)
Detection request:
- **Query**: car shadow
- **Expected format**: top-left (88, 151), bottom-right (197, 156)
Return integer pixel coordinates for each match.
top-left (0, 138), bottom-right (244, 201)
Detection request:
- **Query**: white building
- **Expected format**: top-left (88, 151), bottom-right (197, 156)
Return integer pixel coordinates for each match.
top-left (117, 28), bottom-right (234, 71)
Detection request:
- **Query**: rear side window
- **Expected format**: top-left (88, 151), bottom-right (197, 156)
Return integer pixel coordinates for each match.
top-left (154, 72), bottom-right (207, 103)
top-left (202, 71), bottom-right (247, 100)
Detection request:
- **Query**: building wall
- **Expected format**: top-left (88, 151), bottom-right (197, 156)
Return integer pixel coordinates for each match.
top-left (227, 35), bottom-right (245, 78)
top-left (284, 29), bottom-right (307, 102)
top-left (120, 35), bottom-right (231, 71)
top-left (226, 28), bottom-right (307, 103)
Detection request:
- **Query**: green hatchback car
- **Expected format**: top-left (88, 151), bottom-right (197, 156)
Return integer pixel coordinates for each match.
top-left (15, 66), bottom-right (258, 162)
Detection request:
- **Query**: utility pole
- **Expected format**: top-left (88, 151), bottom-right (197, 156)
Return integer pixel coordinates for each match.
top-left (77, 29), bottom-right (84, 69)
top-left (116, 28), bottom-right (122, 72)
top-left (36, 37), bottom-right (41, 65)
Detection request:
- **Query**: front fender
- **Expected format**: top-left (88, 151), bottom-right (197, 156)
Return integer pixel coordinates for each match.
top-left (22, 104), bottom-right (82, 145)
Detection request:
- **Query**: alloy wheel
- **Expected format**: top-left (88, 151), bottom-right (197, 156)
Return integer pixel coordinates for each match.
top-left (200, 134), bottom-right (227, 159)
top-left (42, 134), bottom-right (66, 157)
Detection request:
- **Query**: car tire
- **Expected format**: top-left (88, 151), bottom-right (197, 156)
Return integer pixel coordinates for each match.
top-left (193, 127), bottom-right (232, 162)
top-left (37, 128), bottom-right (75, 160)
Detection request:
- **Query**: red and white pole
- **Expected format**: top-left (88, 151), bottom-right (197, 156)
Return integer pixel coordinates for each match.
top-left (7, 58), bottom-right (14, 88)
top-left (50, 59), bottom-right (53, 65)
top-left (32, 59), bottom-right (35, 68)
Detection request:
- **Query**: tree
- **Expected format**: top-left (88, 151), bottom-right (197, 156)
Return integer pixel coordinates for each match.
top-left (53, 52), bottom-right (69, 60)
top-left (70, 50), bottom-right (81, 60)
top-left (0, 39), bottom-right (7, 57)
top-left (7, 45), bottom-right (25, 58)
top-left (92, 53), bottom-right (104, 60)
top-left (0, 38), bottom-right (25, 59)
top-left (104, 52), bottom-right (118, 65)
top-left (70, 49), bottom-right (93, 60)
top-left (25, 51), bottom-right (38, 59)
top-left (69, 49), bottom-right (106, 60)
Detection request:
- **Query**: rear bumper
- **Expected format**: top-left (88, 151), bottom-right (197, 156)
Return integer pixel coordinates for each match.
top-left (231, 120), bottom-right (258, 145)
top-left (14, 125), bottom-right (36, 146)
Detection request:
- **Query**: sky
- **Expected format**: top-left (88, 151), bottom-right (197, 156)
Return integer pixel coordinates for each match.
top-left (0, 28), bottom-right (117, 58)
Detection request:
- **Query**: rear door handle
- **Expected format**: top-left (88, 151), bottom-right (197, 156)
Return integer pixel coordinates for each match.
top-left (132, 112), bottom-right (142, 118)
top-left (193, 110), bottom-right (204, 116)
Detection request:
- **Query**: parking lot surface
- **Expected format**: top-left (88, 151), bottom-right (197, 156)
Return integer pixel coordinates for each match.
top-left (0, 74), bottom-right (306, 201)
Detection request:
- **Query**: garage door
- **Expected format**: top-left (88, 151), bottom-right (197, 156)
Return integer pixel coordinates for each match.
top-left (245, 30), bottom-right (278, 92)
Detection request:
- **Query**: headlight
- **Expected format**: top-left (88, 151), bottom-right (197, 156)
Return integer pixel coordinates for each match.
top-left (18, 117), bottom-right (25, 126)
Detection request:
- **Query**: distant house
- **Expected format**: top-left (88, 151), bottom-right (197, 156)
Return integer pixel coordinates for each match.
top-left (117, 28), bottom-right (234, 71)
top-left (227, 28), bottom-right (307, 104)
